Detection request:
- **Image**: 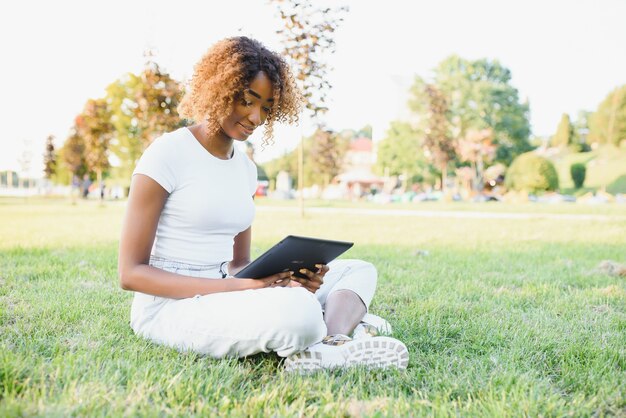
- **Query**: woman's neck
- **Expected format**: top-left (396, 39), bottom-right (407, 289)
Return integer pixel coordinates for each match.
top-left (190, 123), bottom-right (234, 160)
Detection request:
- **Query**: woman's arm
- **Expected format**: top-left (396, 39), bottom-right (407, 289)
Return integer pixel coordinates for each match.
top-left (229, 226), bottom-right (252, 276)
top-left (118, 175), bottom-right (288, 298)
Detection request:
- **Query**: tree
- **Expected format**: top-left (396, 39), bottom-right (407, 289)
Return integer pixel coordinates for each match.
top-left (106, 57), bottom-right (184, 182)
top-left (456, 128), bottom-right (496, 190)
top-left (570, 163), bottom-right (586, 189)
top-left (60, 126), bottom-right (87, 182)
top-left (76, 98), bottom-right (113, 188)
top-left (272, 0), bottom-right (348, 212)
top-left (262, 130), bottom-right (347, 189)
top-left (409, 81), bottom-right (456, 189)
top-left (50, 147), bottom-right (73, 186)
top-left (551, 113), bottom-right (574, 147)
top-left (308, 128), bottom-right (348, 187)
top-left (411, 55), bottom-right (531, 165)
top-left (375, 121), bottom-right (429, 186)
top-left (573, 110), bottom-right (591, 148)
top-left (588, 85), bottom-right (626, 146)
top-left (43, 135), bottom-right (57, 179)
top-left (272, 0), bottom-right (348, 118)
top-left (356, 124), bottom-right (373, 139)
top-left (262, 149), bottom-right (299, 188)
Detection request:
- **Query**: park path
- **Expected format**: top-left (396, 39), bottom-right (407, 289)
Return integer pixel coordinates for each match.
top-left (257, 205), bottom-right (626, 222)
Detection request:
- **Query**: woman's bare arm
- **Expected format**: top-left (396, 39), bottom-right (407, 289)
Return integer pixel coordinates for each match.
top-left (118, 175), bottom-right (288, 298)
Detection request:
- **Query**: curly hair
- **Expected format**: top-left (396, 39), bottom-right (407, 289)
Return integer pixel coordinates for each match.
top-left (178, 37), bottom-right (302, 147)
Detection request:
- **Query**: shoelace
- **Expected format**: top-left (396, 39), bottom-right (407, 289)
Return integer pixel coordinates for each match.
top-left (321, 334), bottom-right (352, 346)
top-left (353, 323), bottom-right (380, 338)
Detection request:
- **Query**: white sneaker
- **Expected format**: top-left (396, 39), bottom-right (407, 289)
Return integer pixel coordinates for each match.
top-left (284, 334), bottom-right (409, 372)
top-left (352, 313), bottom-right (393, 339)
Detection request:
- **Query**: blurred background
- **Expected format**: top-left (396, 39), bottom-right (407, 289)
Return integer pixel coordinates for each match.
top-left (1, 0), bottom-right (625, 205)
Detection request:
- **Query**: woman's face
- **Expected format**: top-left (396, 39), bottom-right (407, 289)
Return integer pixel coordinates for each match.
top-left (221, 71), bottom-right (274, 141)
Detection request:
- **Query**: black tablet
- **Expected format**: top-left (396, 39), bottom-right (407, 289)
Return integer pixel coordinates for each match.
top-left (234, 235), bottom-right (354, 279)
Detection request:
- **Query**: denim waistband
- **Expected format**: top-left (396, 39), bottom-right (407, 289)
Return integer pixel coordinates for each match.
top-left (149, 256), bottom-right (229, 278)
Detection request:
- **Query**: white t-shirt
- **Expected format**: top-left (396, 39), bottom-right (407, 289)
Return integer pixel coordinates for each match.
top-left (133, 127), bottom-right (258, 265)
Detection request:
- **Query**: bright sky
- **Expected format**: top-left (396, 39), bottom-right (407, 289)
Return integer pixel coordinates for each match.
top-left (1, 0), bottom-right (625, 176)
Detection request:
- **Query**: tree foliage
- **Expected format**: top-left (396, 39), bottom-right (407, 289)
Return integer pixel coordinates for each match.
top-left (106, 59), bottom-right (184, 181)
top-left (588, 85), bottom-right (626, 146)
top-left (409, 81), bottom-right (456, 188)
top-left (505, 152), bottom-right (559, 192)
top-left (271, 0), bottom-right (348, 120)
top-left (551, 113), bottom-right (574, 147)
top-left (271, 0), bottom-right (348, 205)
top-left (410, 55), bottom-right (531, 166)
top-left (573, 110), bottom-right (591, 147)
top-left (375, 121), bottom-right (429, 184)
top-left (43, 135), bottom-right (56, 179)
top-left (570, 163), bottom-right (586, 189)
top-left (60, 126), bottom-right (87, 180)
top-left (76, 98), bottom-right (113, 183)
top-left (262, 128), bottom-right (349, 188)
top-left (356, 124), bottom-right (373, 139)
top-left (309, 129), bottom-right (349, 187)
top-left (262, 150), bottom-right (299, 188)
top-left (456, 128), bottom-right (496, 189)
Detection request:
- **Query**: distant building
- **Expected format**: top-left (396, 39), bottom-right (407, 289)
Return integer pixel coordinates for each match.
top-left (333, 137), bottom-right (384, 198)
top-left (0, 170), bottom-right (19, 188)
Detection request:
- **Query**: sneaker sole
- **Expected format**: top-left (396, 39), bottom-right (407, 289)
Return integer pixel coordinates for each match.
top-left (284, 351), bottom-right (325, 372)
top-left (284, 337), bottom-right (409, 372)
top-left (344, 337), bottom-right (409, 370)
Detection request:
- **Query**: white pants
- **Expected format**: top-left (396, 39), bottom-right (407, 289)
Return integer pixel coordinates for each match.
top-left (130, 257), bottom-right (378, 358)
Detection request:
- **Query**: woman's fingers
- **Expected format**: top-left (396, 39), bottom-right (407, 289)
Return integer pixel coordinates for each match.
top-left (298, 268), bottom-right (321, 281)
top-left (257, 271), bottom-right (292, 288)
top-left (291, 268), bottom-right (323, 293)
top-left (270, 271), bottom-right (293, 287)
top-left (257, 267), bottom-right (329, 291)
top-left (316, 264), bottom-right (330, 275)
top-left (271, 279), bottom-right (290, 287)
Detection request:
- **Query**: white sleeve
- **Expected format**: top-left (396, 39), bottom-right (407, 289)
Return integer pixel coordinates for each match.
top-left (132, 136), bottom-right (177, 193)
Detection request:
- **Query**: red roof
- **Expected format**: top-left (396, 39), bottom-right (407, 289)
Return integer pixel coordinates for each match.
top-left (350, 137), bottom-right (372, 152)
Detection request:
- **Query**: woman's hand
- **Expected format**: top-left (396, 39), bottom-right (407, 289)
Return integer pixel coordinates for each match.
top-left (240, 271), bottom-right (294, 289)
top-left (289, 264), bottom-right (329, 294)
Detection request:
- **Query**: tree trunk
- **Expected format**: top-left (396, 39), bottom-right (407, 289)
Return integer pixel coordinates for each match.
top-left (97, 169), bottom-right (104, 203)
top-left (440, 163), bottom-right (447, 191)
top-left (471, 160), bottom-right (477, 191)
top-left (298, 139), bottom-right (304, 217)
top-left (476, 157), bottom-right (484, 192)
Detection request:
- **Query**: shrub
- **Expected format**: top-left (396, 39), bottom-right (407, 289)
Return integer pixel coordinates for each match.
top-left (570, 163), bottom-right (586, 189)
top-left (568, 142), bottom-right (591, 153)
top-left (504, 152), bottom-right (559, 192)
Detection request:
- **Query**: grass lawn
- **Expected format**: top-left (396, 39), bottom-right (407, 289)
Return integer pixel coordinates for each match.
top-left (255, 197), bottom-right (626, 217)
top-left (1, 198), bottom-right (625, 416)
top-left (551, 144), bottom-right (626, 191)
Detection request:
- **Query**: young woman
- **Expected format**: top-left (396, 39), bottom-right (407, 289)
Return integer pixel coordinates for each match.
top-left (118, 36), bottom-right (409, 371)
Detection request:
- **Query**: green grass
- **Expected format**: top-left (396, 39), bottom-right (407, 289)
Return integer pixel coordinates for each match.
top-left (551, 144), bottom-right (626, 191)
top-left (1, 198), bottom-right (626, 416)
top-left (608, 175), bottom-right (626, 195)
